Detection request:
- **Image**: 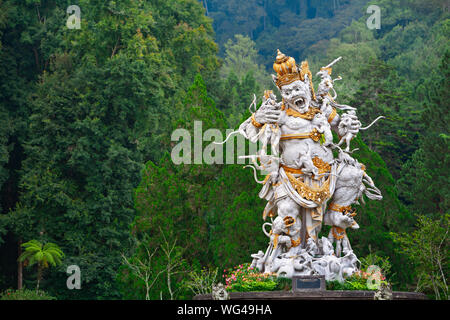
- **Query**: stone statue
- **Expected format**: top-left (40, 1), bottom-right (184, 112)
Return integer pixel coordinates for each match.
top-left (212, 283), bottom-right (230, 300)
top-left (235, 49), bottom-right (384, 282)
top-left (373, 282), bottom-right (393, 300)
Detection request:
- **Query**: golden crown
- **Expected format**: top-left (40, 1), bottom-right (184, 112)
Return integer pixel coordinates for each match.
top-left (273, 49), bottom-right (316, 100)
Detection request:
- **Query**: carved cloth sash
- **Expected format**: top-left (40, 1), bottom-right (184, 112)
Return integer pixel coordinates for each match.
top-left (275, 163), bottom-right (337, 240)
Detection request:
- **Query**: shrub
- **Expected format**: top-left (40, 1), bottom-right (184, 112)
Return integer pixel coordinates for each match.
top-left (222, 263), bottom-right (291, 292)
top-left (0, 288), bottom-right (57, 300)
top-left (183, 267), bottom-right (219, 296)
top-left (327, 265), bottom-right (388, 291)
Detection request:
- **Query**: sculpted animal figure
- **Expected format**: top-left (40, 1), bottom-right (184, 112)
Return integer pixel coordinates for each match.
top-left (324, 152), bottom-right (382, 256)
top-left (337, 111), bottom-right (385, 152)
top-left (293, 143), bottom-right (319, 177)
top-left (260, 215), bottom-right (301, 273)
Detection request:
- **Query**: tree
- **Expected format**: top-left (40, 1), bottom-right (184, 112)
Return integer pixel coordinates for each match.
top-left (121, 238), bottom-right (164, 300)
top-left (121, 74), bottom-right (226, 299)
top-left (397, 51), bottom-right (450, 216)
top-left (348, 59), bottom-right (422, 177)
top-left (17, 240), bottom-right (64, 291)
top-left (220, 35), bottom-right (268, 85)
top-left (391, 214), bottom-right (449, 299)
top-left (159, 231), bottom-right (186, 300)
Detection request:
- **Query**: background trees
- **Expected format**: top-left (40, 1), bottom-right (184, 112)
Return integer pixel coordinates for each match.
top-left (0, 0), bottom-right (447, 299)
top-left (0, 0), bottom-right (220, 299)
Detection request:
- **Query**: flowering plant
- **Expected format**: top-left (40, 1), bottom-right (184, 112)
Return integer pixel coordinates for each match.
top-left (327, 266), bottom-right (388, 291)
top-left (222, 263), bottom-right (281, 292)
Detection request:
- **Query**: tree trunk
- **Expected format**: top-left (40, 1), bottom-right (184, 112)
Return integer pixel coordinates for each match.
top-left (36, 265), bottom-right (42, 292)
top-left (145, 283), bottom-right (150, 300)
top-left (17, 240), bottom-right (23, 290)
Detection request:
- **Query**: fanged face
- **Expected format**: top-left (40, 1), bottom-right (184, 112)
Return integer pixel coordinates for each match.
top-left (280, 80), bottom-right (311, 113)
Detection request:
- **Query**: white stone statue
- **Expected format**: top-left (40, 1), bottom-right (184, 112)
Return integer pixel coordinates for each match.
top-left (235, 50), bottom-right (384, 282)
top-left (212, 283), bottom-right (230, 300)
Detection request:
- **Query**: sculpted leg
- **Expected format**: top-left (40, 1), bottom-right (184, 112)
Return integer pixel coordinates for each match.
top-left (275, 197), bottom-right (302, 255)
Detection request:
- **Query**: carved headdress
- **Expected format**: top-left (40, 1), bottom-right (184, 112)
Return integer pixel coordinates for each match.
top-left (272, 49), bottom-right (316, 100)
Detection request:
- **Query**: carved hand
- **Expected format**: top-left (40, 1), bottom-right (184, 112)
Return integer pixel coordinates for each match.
top-left (341, 112), bottom-right (361, 133)
top-left (254, 98), bottom-right (282, 124)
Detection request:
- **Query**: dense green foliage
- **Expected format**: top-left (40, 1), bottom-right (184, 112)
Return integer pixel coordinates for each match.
top-left (206, 0), bottom-right (372, 65)
top-left (0, 0), bottom-right (448, 300)
top-left (0, 0), bottom-right (219, 299)
top-left (391, 214), bottom-right (449, 299)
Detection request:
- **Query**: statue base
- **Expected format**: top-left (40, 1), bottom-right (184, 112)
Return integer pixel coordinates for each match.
top-left (194, 290), bottom-right (427, 300)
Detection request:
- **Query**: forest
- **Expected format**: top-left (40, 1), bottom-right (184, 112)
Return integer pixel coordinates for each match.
top-left (0, 0), bottom-right (448, 300)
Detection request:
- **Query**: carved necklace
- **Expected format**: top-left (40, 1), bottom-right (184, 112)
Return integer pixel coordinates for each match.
top-left (282, 104), bottom-right (321, 120)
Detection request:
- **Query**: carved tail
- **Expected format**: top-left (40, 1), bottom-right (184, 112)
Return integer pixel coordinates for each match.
top-left (213, 130), bottom-right (240, 145)
top-left (244, 165), bottom-right (265, 184)
top-left (360, 116), bottom-right (385, 130)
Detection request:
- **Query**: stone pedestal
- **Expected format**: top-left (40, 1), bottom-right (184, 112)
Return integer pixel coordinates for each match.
top-left (194, 290), bottom-right (427, 300)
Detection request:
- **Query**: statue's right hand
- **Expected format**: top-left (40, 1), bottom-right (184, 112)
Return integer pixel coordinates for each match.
top-left (254, 100), bottom-right (282, 124)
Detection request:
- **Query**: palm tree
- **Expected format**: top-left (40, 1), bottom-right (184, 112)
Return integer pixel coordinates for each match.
top-left (17, 240), bottom-right (65, 291)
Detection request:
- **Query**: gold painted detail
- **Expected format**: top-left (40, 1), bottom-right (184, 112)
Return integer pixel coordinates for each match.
top-left (272, 50), bottom-right (316, 99)
top-left (327, 107), bottom-right (337, 123)
top-left (273, 234), bottom-right (279, 249)
top-left (281, 157), bottom-right (330, 176)
top-left (285, 107), bottom-right (321, 120)
top-left (275, 73), bottom-right (303, 88)
top-left (280, 128), bottom-right (322, 142)
top-left (285, 171), bottom-right (330, 204)
top-left (331, 226), bottom-right (346, 240)
top-left (272, 181), bottom-right (282, 187)
top-left (273, 50), bottom-right (301, 88)
top-left (312, 157), bottom-right (331, 174)
top-left (291, 237), bottom-right (301, 247)
top-left (283, 216), bottom-right (295, 228)
top-left (328, 203), bottom-right (356, 217)
top-left (321, 67), bottom-right (332, 75)
top-left (281, 165), bottom-right (304, 175)
top-left (251, 113), bottom-right (263, 128)
top-left (264, 90), bottom-right (273, 99)
top-left (300, 60), bottom-right (316, 100)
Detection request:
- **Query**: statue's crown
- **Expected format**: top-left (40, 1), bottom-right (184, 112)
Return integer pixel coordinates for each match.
top-left (273, 49), bottom-right (300, 88)
top-left (273, 49), bottom-right (316, 99)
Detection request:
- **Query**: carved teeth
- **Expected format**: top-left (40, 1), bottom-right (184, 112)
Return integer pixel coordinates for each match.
top-left (294, 97), bottom-right (305, 107)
